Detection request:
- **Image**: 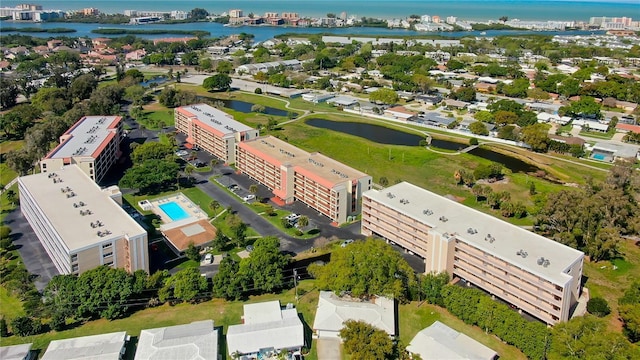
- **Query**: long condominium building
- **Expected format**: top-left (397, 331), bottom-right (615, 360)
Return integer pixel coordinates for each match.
top-left (174, 104), bottom-right (259, 164)
top-left (361, 182), bottom-right (584, 325)
top-left (18, 165), bottom-right (148, 275)
top-left (236, 135), bottom-right (372, 224)
top-left (41, 115), bottom-right (123, 183)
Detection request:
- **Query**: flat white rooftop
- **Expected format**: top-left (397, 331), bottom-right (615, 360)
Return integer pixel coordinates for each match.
top-left (18, 165), bottom-right (146, 252)
top-left (313, 291), bottom-right (396, 336)
top-left (135, 320), bottom-right (218, 360)
top-left (41, 331), bottom-right (127, 360)
top-left (240, 136), bottom-right (369, 187)
top-left (45, 116), bottom-right (120, 159)
top-left (226, 301), bottom-right (304, 355)
top-left (177, 103), bottom-right (253, 135)
top-left (364, 182), bottom-right (584, 285)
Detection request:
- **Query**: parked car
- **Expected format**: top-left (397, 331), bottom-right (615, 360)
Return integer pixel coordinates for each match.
top-left (204, 253), bottom-right (213, 264)
top-left (285, 213), bottom-right (300, 222)
top-left (340, 239), bottom-right (354, 248)
top-left (246, 245), bottom-right (254, 253)
top-left (175, 150), bottom-right (188, 157)
top-left (242, 194), bottom-right (256, 202)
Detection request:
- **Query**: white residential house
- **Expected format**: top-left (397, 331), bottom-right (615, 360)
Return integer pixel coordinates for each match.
top-left (312, 291), bottom-right (396, 339)
top-left (41, 332), bottom-right (128, 360)
top-left (407, 321), bottom-right (498, 360)
top-left (226, 301), bottom-right (304, 359)
top-left (135, 320), bottom-right (218, 360)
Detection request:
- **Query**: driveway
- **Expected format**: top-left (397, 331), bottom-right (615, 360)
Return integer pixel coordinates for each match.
top-left (317, 338), bottom-right (341, 360)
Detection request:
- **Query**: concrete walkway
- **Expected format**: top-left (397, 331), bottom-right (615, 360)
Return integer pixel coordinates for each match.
top-left (1, 177), bottom-right (18, 194)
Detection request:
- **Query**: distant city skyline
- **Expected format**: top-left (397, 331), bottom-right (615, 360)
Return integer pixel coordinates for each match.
top-left (2, 0), bottom-right (638, 21)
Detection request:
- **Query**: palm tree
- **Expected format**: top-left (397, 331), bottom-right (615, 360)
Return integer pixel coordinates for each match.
top-left (209, 200), bottom-right (220, 216)
top-left (249, 184), bottom-right (258, 196)
top-left (184, 165), bottom-right (194, 180)
top-left (297, 216), bottom-right (309, 229)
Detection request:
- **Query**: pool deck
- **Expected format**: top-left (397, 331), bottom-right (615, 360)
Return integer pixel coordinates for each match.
top-left (145, 193), bottom-right (207, 224)
top-left (142, 193), bottom-right (217, 253)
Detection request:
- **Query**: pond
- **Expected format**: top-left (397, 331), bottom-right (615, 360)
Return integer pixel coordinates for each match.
top-left (140, 76), bottom-right (168, 88)
top-left (216, 99), bottom-right (293, 117)
top-left (305, 118), bottom-right (541, 174)
top-left (306, 118), bottom-right (425, 146)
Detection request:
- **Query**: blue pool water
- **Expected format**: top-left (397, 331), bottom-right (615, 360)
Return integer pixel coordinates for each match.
top-left (592, 154), bottom-right (606, 160)
top-left (159, 201), bottom-right (189, 221)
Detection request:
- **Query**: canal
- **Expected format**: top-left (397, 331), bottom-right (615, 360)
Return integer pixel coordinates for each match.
top-left (305, 118), bottom-right (540, 174)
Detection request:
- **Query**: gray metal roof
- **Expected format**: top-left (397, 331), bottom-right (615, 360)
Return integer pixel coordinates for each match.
top-left (0, 343), bottom-right (33, 360)
top-left (41, 332), bottom-right (127, 360)
top-left (407, 321), bottom-right (497, 360)
top-left (312, 291), bottom-right (396, 336)
top-left (135, 320), bottom-right (218, 360)
top-left (226, 301), bottom-right (304, 356)
top-left (363, 182), bottom-right (584, 285)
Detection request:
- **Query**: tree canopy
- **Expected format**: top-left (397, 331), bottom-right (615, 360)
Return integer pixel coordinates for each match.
top-left (536, 163), bottom-right (639, 261)
top-left (340, 320), bottom-right (395, 360)
top-left (549, 315), bottom-right (637, 359)
top-left (309, 239), bottom-right (417, 303)
top-left (237, 236), bottom-right (291, 293)
top-left (119, 159), bottom-right (179, 194)
top-left (130, 142), bottom-right (174, 164)
top-left (203, 74), bottom-right (232, 91)
top-left (369, 88), bottom-right (399, 105)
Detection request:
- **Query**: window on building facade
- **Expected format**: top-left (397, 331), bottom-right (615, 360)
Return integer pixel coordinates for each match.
top-left (71, 254), bottom-right (78, 262)
top-left (103, 252), bottom-right (113, 258)
top-left (72, 264), bottom-right (79, 272)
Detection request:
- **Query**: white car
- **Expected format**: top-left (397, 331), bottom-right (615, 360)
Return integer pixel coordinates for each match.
top-left (285, 213), bottom-right (300, 222)
top-left (340, 239), bottom-right (354, 248)
top-left (204, 253), bottom-right (213, 264)
top-left (242, 194), bottom-right (256, 202)
top-left (175, 150), bottom-right (188, 157)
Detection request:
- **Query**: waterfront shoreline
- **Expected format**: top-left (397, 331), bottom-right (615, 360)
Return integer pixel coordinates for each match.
top-left (1, 0), bottom-right (638, 23)
top-left (0, 20), bottom-right (609, 41)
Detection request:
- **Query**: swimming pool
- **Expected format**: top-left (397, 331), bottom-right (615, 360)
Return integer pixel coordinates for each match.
top-left (592, 153), bottom-right (606, 161)
top-left (158, 201), bottom-right (190, 221)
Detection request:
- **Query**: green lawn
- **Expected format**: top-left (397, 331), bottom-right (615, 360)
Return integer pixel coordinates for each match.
top-left (1, 184), bottom-right (19, 223)
top-left (399, 302), bottom-right (526, 359)
top-left (137, 108), bottom-right (175, 129)
top-left (0, 285), bottom-right (25, 321)
top-left (579, 130), bottom-right (615, 140)
top-left (249, 202), bottom-right (319, 239)
top-left (0, 277), bottom-right (528, 360)
top-left (211, 211), bottom-right (260, 240)
top-left (0, 280), bottom-right (321, 360)
top-left (0, 140), bottom-right (22, 186)
top-left (280, 114), bottom-right (590, 226)
top-left (583, 240), bottom-right (640, 333)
